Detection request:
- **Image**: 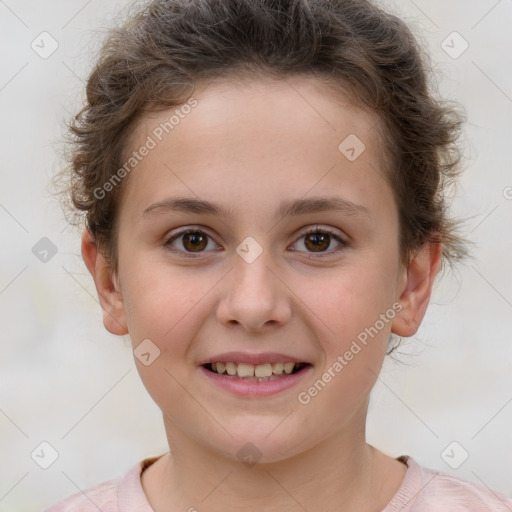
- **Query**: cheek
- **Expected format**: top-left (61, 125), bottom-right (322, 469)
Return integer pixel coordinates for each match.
top-left (296, 261), bottom-right (396, 345)
top-left (294, 271), bottom-right (390, 429)
top-left (121, 259), bottom-right (230, 378)
top-left (121, 265), bottom-right (212, 410)
top-left (120, 259), bottom-right (201, 346)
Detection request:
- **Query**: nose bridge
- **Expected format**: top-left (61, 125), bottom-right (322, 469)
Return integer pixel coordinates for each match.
top-left (234, 247), bottom-right (275, 297)
top-left (217, 242), bottom-right (291, 330)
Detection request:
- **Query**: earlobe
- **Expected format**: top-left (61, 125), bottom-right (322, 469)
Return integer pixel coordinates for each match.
top-left (81, 229), bottom-right (128, 336)
top-left (391, 240), bottom-right (443, 337)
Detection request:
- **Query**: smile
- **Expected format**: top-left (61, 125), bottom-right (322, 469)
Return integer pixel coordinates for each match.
top-left (203, 361), bottom-right (308, 381)
top-left (199, 361), bottom-right (313, 397)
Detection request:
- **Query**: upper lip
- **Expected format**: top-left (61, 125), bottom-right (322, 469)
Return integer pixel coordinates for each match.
top-left (199, 352), bottom-right (311, 366)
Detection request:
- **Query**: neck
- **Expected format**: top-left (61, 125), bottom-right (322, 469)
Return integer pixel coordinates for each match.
top-left (149, 410), bottom-right (395, 512)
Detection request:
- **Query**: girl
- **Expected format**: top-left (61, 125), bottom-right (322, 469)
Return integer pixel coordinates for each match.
top-left (46, 0), bottom-right (512, 510)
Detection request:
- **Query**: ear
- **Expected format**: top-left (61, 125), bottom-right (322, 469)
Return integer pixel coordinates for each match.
top-left (81, 228), bottom-right (128, 336)
top-left (391, 239), bottom-right (443, 337)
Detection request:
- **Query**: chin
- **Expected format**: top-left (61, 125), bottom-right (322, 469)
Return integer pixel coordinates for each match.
top-left (207, 422), bottom-right (309, 465)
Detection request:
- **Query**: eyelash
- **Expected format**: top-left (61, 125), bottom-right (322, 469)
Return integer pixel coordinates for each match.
top-left (164, 226), bottom-right (349, 259)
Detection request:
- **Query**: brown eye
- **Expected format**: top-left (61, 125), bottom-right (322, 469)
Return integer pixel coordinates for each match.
top-left (182, 231), bottom-right (208, 252)
top-left (292, 227), bottom-right (347, 256)
top-left (304, 232), bottom-right (330, 252)
top-left (165, 228), bottom-right (218, 256)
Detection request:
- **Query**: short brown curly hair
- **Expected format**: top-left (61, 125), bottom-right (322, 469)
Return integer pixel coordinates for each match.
top-left (55, 0), bottom-right (471, 282)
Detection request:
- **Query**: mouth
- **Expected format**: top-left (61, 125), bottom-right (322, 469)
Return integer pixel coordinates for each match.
top-left (202, 361), bottom-right (311, 382)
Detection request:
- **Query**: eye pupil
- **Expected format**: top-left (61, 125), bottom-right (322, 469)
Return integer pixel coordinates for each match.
top-left (183, 232), bottom-right (207, 251)
top-left (305, 232), bottom-right (330, 252)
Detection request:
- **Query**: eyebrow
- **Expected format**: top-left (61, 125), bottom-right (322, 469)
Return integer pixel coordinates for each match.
top-left (141, 195), bottom-right (373, 221)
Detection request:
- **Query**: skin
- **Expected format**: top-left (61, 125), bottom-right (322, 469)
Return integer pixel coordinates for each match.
top-left (82, 75), bottom-right (442, 512)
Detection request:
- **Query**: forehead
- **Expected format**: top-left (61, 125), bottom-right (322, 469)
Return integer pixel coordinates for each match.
top-left (119, 75), bottom-right (392, 224)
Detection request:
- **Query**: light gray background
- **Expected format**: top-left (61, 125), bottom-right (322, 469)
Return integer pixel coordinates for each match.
top-left (1, 1), bottom-right (511, 511)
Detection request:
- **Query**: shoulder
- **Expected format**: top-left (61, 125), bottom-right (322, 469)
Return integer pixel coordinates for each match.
top-left (43, 476), bottom-right (120, 512)
top-left (42, 455), bottom-right (163, 512)
top-left (388, 455), bottom-right (512, 511)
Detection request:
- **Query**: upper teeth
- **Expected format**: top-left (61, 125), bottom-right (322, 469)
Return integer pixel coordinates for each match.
top-left (211, 362), bottom-right (298, 377)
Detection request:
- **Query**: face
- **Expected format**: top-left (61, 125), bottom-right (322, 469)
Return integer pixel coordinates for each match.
top-left (83, 75), bottom-right (440, 464)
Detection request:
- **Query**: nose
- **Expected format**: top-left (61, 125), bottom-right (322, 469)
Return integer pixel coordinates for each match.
top-left (216, 250), bottom-right (292, 332)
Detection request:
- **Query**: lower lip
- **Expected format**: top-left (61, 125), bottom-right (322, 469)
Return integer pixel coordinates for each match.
top-left (199, 365), bottom-right (313, 397)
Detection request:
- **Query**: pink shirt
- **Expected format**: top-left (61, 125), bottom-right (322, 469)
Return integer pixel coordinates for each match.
top-left (44, 454), bottom-right (512, 511)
